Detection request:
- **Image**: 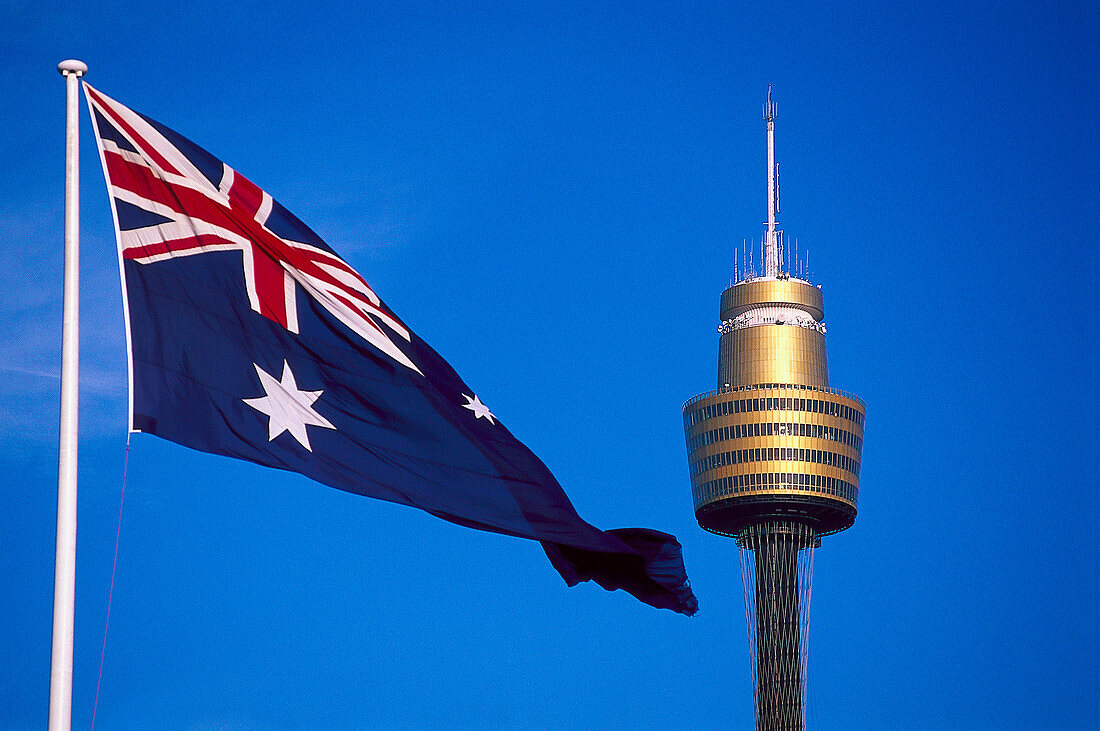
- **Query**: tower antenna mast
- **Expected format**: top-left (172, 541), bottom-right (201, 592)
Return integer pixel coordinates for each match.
top-left (764, 85), bottom-right (781, 277)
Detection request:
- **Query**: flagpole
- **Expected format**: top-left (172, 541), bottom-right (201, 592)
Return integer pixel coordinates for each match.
top-left (50, 58), bottom-right (87, 731)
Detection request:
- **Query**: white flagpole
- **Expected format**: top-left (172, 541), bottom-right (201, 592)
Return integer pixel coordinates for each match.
top-left (50, 58), bottom-right (87, 731)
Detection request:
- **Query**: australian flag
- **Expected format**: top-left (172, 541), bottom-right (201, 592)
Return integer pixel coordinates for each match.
top-left (85, 83), bottom-right (697, 615)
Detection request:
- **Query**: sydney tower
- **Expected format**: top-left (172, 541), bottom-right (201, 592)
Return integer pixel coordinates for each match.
top-left (682, 88), bottom-right (866, 730)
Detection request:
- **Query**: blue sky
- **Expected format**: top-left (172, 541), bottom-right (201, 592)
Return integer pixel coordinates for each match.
top-left (3, 1), bottom-right (1097, 728)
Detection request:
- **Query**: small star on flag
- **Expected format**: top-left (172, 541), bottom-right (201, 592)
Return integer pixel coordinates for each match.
top-left (461, 394), bottom-right (496, 425)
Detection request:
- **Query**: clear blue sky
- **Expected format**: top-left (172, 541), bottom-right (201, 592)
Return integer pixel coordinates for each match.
top-left (3, 1), bottom-right (1097, 728)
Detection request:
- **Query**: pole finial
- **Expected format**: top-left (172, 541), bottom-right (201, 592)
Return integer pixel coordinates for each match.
top-left (57, 59), bottom-right (88, 77)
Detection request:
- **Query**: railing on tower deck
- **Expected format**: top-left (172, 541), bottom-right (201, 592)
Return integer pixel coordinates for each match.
top-left (682, 383), bottom-right (866, 411)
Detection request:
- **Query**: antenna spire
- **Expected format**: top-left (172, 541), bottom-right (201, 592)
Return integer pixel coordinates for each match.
top-left (763, 85), bottom-right (781, 277)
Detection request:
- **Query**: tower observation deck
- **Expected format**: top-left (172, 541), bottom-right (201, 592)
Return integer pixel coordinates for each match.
top-left (682, 88), bottom-right (866, 730)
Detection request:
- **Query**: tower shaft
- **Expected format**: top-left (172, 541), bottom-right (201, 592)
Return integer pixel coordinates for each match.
top-left (755, 532), bottom-right (801, 723)
top-left (742, 521), bottom-right (816, 731)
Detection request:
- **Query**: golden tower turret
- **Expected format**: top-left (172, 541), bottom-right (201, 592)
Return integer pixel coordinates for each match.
top-left (683, 87), bottom-right (866, 730)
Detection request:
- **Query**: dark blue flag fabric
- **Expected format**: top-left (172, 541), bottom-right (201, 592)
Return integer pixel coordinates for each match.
top-left (85, 83), bottom-right (697, 615)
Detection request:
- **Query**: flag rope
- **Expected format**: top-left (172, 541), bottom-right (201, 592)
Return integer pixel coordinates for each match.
top-left (90, 435), bottom-right (130, 731)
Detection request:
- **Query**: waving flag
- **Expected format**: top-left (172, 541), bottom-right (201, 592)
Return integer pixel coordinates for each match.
top-left (85, 83), bottom-right (697, 615)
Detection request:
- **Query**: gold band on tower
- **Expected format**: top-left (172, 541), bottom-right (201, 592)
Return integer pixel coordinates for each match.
top-left (719, 279), bottom-right (827, 387)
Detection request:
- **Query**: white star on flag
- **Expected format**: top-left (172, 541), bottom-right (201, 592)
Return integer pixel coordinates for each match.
top-left (461, 394), bottom-right (496, 425)
top-left (243, 360), bottom-right (336, 451)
